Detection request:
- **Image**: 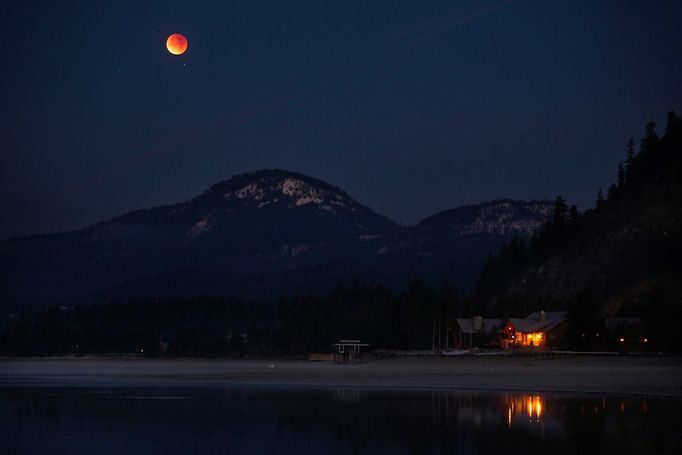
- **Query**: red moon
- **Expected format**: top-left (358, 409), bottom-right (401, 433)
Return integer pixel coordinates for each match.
top-left (166, 33), bottom-right (188, 55)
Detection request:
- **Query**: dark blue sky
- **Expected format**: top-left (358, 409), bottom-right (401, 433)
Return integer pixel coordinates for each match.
top-left (1, 0), bottom-right (681, 239)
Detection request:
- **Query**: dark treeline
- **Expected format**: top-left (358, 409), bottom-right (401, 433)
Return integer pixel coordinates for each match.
top-left (0, 281), bottom-right (469, 356)
top-left (274, 281), bottom-right (463, 353)
top-left (0, 297), bottom-right (272, 356)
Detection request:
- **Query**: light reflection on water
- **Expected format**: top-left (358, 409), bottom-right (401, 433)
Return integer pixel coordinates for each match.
top-left (0, 387), bottom-right (680, 454)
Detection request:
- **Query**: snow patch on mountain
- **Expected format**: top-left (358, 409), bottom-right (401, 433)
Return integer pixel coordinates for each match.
top-left (278, 178), bottom-right (356, 212)
top-left (459, 202), bottom-right (552, 236)
top-left (257, 199), bottom-right (278, 208)
top-left (186, 215), bottom-right (215, 241)
top-left (218, 175), bottom-right (357, 213)
top-left (419, 200), bottom-right (554, 237)
top-left (234, 182), bottom-right (266, 201)
top-left (281, 178), bottom-right (324, 206)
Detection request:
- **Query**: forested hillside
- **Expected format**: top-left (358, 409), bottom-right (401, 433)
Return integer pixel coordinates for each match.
top-left (475, 111), bottom-right (682, 348)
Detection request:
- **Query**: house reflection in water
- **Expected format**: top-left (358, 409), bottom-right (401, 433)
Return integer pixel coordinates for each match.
top-left (506, 394), bottom-right (544, 427)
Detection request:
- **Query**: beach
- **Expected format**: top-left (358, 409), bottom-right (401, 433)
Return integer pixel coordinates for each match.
top-left (1, 355), bottom-right (681, 397)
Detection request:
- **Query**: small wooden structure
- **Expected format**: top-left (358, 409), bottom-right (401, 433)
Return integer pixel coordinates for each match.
top-left (333, 340), bottom-right (369, 364)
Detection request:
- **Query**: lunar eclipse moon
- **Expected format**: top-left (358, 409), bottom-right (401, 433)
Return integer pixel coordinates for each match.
top-left (166, 33), bottom-right (188, 55)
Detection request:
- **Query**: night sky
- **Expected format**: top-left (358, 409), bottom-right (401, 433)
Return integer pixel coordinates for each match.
top-left (1, 0), bottom-right (681, 240)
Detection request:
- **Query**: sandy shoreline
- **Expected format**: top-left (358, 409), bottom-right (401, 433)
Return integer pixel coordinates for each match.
top-left (1, 355), bottom-right (681, 397)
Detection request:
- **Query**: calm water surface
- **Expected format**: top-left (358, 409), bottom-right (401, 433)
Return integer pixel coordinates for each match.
top-left (1, 387), bottom-right (680, 454)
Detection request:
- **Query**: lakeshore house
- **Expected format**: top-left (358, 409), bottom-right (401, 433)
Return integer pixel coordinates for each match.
top-left (453, 317), bottom-right (503, 349)
top-left (500, 311), bottom-right (568, 349)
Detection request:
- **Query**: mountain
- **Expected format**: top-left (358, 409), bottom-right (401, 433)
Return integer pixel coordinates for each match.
top-left (417, 200), bottom-right (553, 237)
top-left (0, 169), bottom-right (399, 305)
top-left (375, 199), bottom-right (554, 267)
top-left (476, 111), bottom-right (682, 325)
top-left (104, 169), bottom-right (400, 270)
top-left (0, 169), bottom-right (552, 308)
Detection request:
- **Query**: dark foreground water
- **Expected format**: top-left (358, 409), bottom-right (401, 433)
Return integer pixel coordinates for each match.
top-left (1, 387), bottom-right (680, 454)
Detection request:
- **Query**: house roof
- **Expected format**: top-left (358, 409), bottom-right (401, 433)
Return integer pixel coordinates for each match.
top-left (526, 311), bottom-right (566, 322)
top-left (456, 318), bottom-right (503, 334)
top-left (505, 311), bottom-right (567, 334)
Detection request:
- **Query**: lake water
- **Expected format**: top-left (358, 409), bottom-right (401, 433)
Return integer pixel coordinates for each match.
top-left (1, 387), bottom-right (680, 454)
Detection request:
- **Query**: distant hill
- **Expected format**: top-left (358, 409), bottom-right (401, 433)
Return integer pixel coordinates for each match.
top-left (417, 200), bottom-right (553, 237)
top-left (476, 111), bottom-right (682, 323)
top-left (0, 169), bottom-right (552, 308)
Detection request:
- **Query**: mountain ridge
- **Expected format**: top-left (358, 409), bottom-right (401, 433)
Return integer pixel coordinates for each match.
top-left (0, 168), bottom-right (553, 308)
top-left (417, 199), bottom-right (553, 237)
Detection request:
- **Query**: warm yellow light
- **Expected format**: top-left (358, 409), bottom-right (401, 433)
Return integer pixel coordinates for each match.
top-left (535, 397), bottom-right (542, 418)
top-left (619, 337), bottom-right (625, 342)
top-left (527, 397), bottom-right (533, 417)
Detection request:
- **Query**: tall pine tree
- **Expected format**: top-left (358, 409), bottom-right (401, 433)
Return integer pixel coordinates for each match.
top-left (596, 188), bottom-right (605, 207)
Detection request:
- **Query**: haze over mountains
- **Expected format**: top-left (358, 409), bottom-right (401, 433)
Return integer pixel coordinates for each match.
top-left (0, 169), bottom-right (553, 308)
